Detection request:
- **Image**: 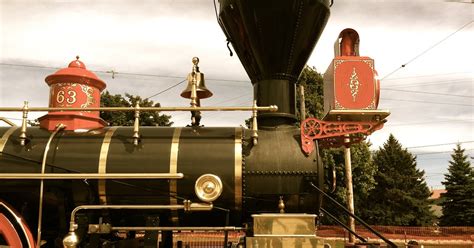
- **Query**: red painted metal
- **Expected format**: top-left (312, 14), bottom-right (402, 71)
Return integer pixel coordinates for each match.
top-left (324, 29), bottom-right (380, 117)
top-left (333, 57), bottom-right (378, 109)
top-left (340, 29), bottom-right (359, 56)
top-left (300, 117), bottom-right (384, 154)
top-left (38, 56), bottom-right (107, 130)
top-left (0, 213), bottom-right (22, 248)
top-left (0, 201), bottom-right (36, 248)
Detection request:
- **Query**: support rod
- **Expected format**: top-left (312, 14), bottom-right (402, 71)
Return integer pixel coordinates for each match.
top-left (344, 138), bottom-right (356, 243)
top-left (309, 182), bottom-right (397, 248)
top-left (0, 106), bottom-right (278, 112)
top-left (0, 173), bottom-right (184, 180)
top-left (37, 123), bottom-right (66, 248)
top-left (320, 208), bottom-right (367, 243)
top-left (299, 85), bottom-right (306, 120)
top-left (110, 226), bottom-right (243, 231)
top-left (0, 117), bottom-right (16, 126)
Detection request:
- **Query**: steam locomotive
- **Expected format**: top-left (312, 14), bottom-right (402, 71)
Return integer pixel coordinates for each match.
top-left (0, 0), bottom-right (335, 247)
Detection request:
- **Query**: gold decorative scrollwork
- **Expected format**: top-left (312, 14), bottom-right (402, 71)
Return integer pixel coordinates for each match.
top-left (334, 60), bottom-right (344, 70)
top-left (335, 100), bottom-right (345, 109)
top-left (349, 68), bottom-right (360, 102)
top-left (365, 100), bottom-right (376, 109)
top-left (80, 85), bottom-right (95, 108)
top-left (362, 60), bottom-right (374, 70)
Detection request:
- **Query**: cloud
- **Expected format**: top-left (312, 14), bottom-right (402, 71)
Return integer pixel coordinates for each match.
top-left (0, 0), bottom-right (472, 189)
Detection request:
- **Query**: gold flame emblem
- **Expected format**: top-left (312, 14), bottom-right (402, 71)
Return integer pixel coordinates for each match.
top-left (349, 67), bottom-right (360, 101)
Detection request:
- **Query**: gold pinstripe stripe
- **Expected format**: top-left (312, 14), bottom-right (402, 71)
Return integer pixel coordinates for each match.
top-left (170, 128), bottom-right (182, 223)
top-left (98, 127), bottom-right (118, 205)
top-left (234, 127), bottom-right (243, 210)
top-left (0, 127), bottom-right (19, 153)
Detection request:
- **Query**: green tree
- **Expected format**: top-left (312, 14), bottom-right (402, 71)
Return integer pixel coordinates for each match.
top-left (365, 134), bottom-right (435, 226)
top-left (296, 66), bottom-right (325, 119)
top-left (439, 144), bottom-right (474, 226)
top-left (100, 91), bottom-right (172, 126)
top-left (296, 66), bottom-right (377, 222)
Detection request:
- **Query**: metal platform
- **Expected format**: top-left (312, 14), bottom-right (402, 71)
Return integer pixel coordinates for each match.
top-left (322, 109), bottom-right (390, 122)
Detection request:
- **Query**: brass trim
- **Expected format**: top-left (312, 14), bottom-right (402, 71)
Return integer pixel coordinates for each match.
top-left (169, 127), bottom-right (182, 223)
top-left (234, 127), bottom-right (243, 210)
top-left (194, 174), bottom-right (223, 203)
top-left (0, 126), bottom-right (19, 152)
top-left (37, 123), bottom-right (66, 247)
top-left (0, 117), bottom-right (16, 127)
top-left (0, 173), bottom-right (184, 180)
top-left (0, 105), bottom-right (278, 112)
top-left (98, 127), bottom-right (118, 205)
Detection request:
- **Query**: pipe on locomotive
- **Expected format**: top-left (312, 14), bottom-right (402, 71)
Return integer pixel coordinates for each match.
top-left (63, 202), bottom-right (213, 248)
top-left (37, 123), bottom-right (66, 248)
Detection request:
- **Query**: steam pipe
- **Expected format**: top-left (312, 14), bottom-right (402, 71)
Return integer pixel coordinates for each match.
top-left (64, 202), bottom-right (213, 248)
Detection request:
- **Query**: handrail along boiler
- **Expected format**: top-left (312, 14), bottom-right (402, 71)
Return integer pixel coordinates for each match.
top-left (0, 0), bottom-right (389, 247)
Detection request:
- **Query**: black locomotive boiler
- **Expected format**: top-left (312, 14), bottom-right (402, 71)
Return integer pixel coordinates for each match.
top-left (0, 0), bottom-right (332, 247)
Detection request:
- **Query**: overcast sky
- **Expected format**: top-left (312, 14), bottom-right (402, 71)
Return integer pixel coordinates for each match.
top-left (0, 0), bottom-right (473, 189)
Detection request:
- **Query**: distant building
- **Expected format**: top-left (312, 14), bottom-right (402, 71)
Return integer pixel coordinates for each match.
top-left (430, 189), bottom-right (446, 218)
top-left (430, 189), bottom-right (446, 200)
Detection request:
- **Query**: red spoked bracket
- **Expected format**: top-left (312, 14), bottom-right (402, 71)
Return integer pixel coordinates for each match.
top-left (300, 118), bottom-right (384, 154)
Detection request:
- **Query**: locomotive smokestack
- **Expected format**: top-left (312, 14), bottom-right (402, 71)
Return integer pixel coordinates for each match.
top-left (218, 0), bottom-right (330, 125)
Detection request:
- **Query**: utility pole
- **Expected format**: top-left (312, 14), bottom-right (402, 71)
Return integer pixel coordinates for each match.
top-left (299, 85), bottom-right (306, 120)
top-left (344, 135), bottom-right (356, 243)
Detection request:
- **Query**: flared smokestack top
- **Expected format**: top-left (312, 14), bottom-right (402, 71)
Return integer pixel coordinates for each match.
top-left (218, 0), bottom-right (330, 125)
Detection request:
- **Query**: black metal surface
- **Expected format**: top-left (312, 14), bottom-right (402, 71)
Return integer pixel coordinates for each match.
top-left (218, 0), bottom-right (330, 121)
top-left (106, 127), bottom-right (174, 206)
top-left (177, 127), bottom-right (239, 226)
top-left (243, 126), bottom-right (323, 217)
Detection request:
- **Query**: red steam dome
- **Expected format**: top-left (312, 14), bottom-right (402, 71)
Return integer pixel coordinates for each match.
top-left (38, 56), bottom-right (107, 131)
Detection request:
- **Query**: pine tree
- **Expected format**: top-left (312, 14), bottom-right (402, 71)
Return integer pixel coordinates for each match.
top-left (439, 144), bottom-right (474, 226)
top-left (365, 134), bottom-right (435, 226)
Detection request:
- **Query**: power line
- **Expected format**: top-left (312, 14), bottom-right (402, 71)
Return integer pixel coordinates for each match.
top-left (415, 149), bottom-right (474, 156)
top-left (382, 88), bottom-right (473, 98)
top-left (381, 20), bottom-right (473, 80)
top-left (381, 97), bottom-right (472, 106)
top-left (383, 79), bottom-right (472, 88)
top-left (0, 62), bottom-right (250, 98)
top-left (382, 72), bottom-right (470, 81)
top-left (145, 79), bottom-right (187, 100)
top-left (390, 119), bottom-right (473, 127)
top-left (0, 62), bottom-right (59, 70)
top-left (407, 141), bottom-right (474, 149)
top-left (0, 62), bottom-right (250, 83)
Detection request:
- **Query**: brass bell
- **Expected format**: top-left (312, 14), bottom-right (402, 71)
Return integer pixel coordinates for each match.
top-left (180, 57), bottom-right (213, 99)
